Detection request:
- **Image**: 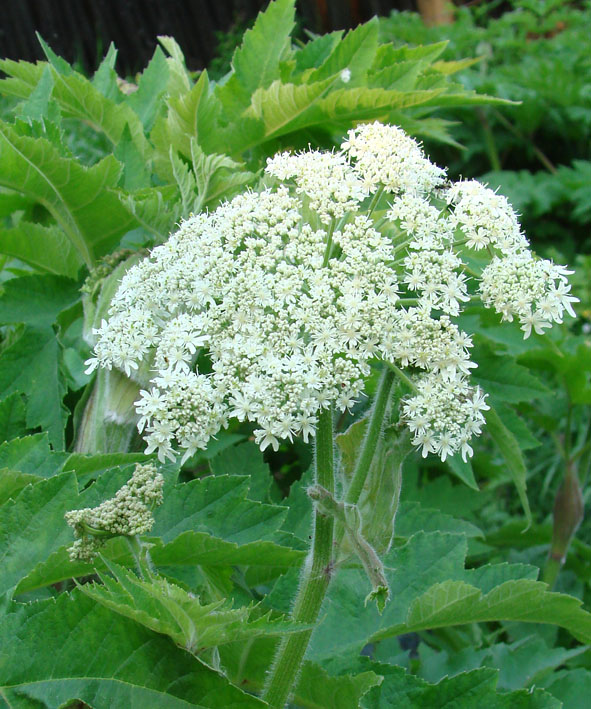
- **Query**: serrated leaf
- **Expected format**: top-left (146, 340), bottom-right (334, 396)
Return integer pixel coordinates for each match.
top-left (166, 70), bottom-right (224, 158)
top-left (244, 81), bottom-right (444, 145)
top-left (92, 43), bottom-right (119, 100)
top-left (294, 32), bottom-right (343, 75)
top-left (541, 668), bottom-right (591, 708)
top-left (291, 663), bottom-right (381, 709)
top-left (395, 501), bottom-right (483, 540)
top-left (0, 221), bottom-right (83, 278)
top-left (114, 123), bottom-right (150, 190)
top-left (0, 472), bottom-right (78, 597)
top-left (485, 405), bottom-right (531, 524)
top-left (308, 18), bottom-right (379, 83)
top-left (0, 433), bottom-right (68, 476)
top-left (128, 46), bottom-right (170, 132)
top-left (0, 274), bottom-right (80, 327)
top-left (0, 121), bottom-right (138, 265)
top-left (152, 474), bottom-right (287, 544)
top-left (377, 577), bottom-right (591, 645)
top-left (304, 530), bottom-right (591, 663)
top-left (0, 468), bottom-right (40, 506)
top-left (80, 559), bottom-right (303, 653)
top-left (0, 328), bottom-right (68, 448)
top-left (472, 351), bottom-right (551, 402)
top-left (361, 662), bottom-right (560, 708)
top-left (118, 184), bottom-right (181, 241)
top-left (190, 139), bottom-right (256, 211)
top-left (0, 591), bottom-right (266, 707)
top-left (217, 0), bottom-right (296, 115)
top-left (0, 392), bottom-right (27, 443)
top-left (16, 64), bottom-right (58, 123)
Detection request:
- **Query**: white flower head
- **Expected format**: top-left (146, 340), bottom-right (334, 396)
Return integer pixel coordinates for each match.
top-left (87, 123), bottom-right (575, 463)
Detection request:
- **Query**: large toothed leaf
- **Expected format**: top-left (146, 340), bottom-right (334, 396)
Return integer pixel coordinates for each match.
top-left (0, 56), bottom-right (149, 156)
top-left (152, 474), bottom-right (287, 544)
top-left (471, 351), bottom-right (551, 403)
top-left (376, 577), bottom-right (591, 644)
top-left (0, 393), bottom-right (27, 443)
top-left (360, 662), bottom-right (560, 709)
top-left (0, 591), bottom-right (266, 708)
top-left (127, 46), bottom-right (170, 132)
top-left (217, 0), bottom-right (296, 115)
top-left (299, 531), bottom-right (591, 663)
top-left (0, 274), bottom-right (80, 327)
top-left (79, 559), bottom-right (303, 653)
top-left (15, 529), bottom-right (304, 597)
top-left (0, 433), bottom-right (68, 477)
top-left (0, 221), bottom-right (83, 278)
top-left (166, 70), bottom-right (224, 158)
top-left (0, 472), bottom-right (78, 597)
top-left (0, 328), bottom-right (68, 448)
top-left (307, 18), bottom-right (379, 83)
top-left (243, 81), bottom-right (444, 145)
top-left (0, 121), bottom-right (137, 265)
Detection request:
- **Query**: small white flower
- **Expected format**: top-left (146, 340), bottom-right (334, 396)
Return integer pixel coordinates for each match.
top-left (340, 68), bottom-right (351, 83)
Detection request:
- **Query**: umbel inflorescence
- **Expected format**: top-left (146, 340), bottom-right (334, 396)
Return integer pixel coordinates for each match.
top-left (65, 463), bottom-right (164, 561)
top-left (85, 122), bottom-right (577, 464)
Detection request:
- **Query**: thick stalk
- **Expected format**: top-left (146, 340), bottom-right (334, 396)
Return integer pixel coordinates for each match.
top-left (345, 367), bottom-right (396, 505)
top-left (263, 408), bottom-right (335, 708)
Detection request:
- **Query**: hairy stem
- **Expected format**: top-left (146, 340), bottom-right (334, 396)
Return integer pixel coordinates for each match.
top-left (263, 408), bottom-right (335, 708)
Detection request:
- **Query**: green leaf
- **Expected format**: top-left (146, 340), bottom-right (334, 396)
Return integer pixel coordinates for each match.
top-left (395, 501), bottom-right (482, 540)
top-left (485, 405), bottom-right (531, 525)
top-left (80, 559), bottom-right (303, 653)
top-left (0, 275), bottom-right (80, 327)
top-left (472, 351), bottom-right (551, 403)
top-left (0, 433), bottom-right (68, 477)
top-left (304, 530), bottom-right (591, 663)
top-left (217, 0), bottom-right (296, 114)
top-left (152, 474), bottom-right (287, 544)
top-left (0, 468), bottom-right (40, 506)
top-left (166, 70), bottom-right (224, 158)
top-left (0, 121), bottom-right (138, 266)
top-left (114, 123), bottom-right (151, 190)
top-left (0, 591), bottom-right (266, 707)
top-left (447, 451), bottom-right (479, 490)
top-left (361, 663), bottom-right (560, 709)
top-left (377, 577), bottom-right (591, 645)
top-left (482, 635), bottom-right (588, 692)
top-left (190, 139), bottom-right (256, 211)
top-left (0, 221), bottom-right (83, 278)
top-left (0, 472), bottom-right (78, 597)
top-left (128, 46), bottom-right (170, 132)
top-left (292, 663), bottom-right (381, 709)
top-left (0, 393), bottom-right (27, 443)
top-left (92, 43), bottom-right (119, 100)
top-left (294, 32), bottom-right (343, 75)
top-left (0, 328), bottom-right (68, 448)
top-left (541, 668), bottom-right (591, 709)
top-left (308, 18), bottom-right (379, 83)
top-left (16, 64), bottom-right (58, 123)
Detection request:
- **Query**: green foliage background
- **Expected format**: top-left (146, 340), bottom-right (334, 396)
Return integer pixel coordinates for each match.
top-left (0, 1), bottom-right (590, 706)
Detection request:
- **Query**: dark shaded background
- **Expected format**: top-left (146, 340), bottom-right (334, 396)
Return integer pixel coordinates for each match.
top-left (0, 0), bottom-right (416, 75)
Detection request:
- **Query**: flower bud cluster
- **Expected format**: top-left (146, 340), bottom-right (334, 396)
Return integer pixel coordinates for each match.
top-left (65, 463), bottom-right (164, 562)
top-left (85, 122), bottom-right (576, 463)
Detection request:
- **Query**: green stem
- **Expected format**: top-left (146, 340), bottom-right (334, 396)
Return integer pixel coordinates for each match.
top-left (367, 185), bottom-right (385, 218)
top-left (345, 367), bottom-right (396, 506)
top-left (263, 408), bottom-right (335, 708)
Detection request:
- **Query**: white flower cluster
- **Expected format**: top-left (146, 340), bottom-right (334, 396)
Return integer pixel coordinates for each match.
top-left (86, 122), bottom-right (576, 464)
top-left (480, 252), bottom-right (578, 338)
top-left (65, 463), bottom-right (164, 561)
